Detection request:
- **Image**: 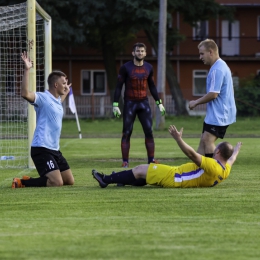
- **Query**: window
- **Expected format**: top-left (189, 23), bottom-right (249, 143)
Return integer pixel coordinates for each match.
top-left (193, 21), bottom-right (208, 41)
top-left (257, 16), bottom-right (260, 41)
top-left (193, 70), bottom-right (208, 96)
top-left (81, 70), bottom-right (106, 95)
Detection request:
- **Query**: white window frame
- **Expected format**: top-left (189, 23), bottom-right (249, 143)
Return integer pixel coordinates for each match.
top-left (81, 70), bottom-right (107, 96)
top-left (193, 21), bottom-right (208, 41)
top-left (192, 70), bottom-right (208, 96)
top-left (257, 16), bottom-right (260, 40)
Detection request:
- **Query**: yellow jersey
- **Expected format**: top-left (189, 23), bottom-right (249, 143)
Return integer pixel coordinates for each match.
top-left (146, 156), bottom-right (231, 188)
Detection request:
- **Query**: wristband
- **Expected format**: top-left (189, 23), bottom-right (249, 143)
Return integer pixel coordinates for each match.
top-left (156, 99), bottom-right (162, 105)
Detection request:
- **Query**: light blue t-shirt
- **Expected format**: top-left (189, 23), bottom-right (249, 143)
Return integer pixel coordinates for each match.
top-left (30, 91), bottom-right (63, 150)
top-left (204, 59), bottom-right (236, 126)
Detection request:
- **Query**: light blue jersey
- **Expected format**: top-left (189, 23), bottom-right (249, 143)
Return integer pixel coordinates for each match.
top-left (205, 59), bottom-right (236, 126)
top-left (31, 91), bottom-right (63, 150)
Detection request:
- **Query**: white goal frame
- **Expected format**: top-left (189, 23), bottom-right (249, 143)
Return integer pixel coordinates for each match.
top-left (0, 0), bottom-right (52, 168)
top-left (27, 0), bottom-right (52, 168)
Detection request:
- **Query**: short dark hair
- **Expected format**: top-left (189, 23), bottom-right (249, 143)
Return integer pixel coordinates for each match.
top-left (133, 42), bottom-right (147, 52)
top-left (217, 142), bottom-right (234, 160)
top-left (47, 71), bottom-right (67, 88)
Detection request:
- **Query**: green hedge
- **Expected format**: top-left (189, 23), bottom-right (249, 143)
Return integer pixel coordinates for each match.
top-left (235, 75), bottom-right (260, 116)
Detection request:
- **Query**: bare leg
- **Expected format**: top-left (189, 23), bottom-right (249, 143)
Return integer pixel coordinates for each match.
top-left (46, 170), bottom-right (64, 187)
top-left (132, 164), bottom-right (149, 179)
top-left (61, 169), bottom-right (74, 185)
top-left (197, 131), bottom-right (218, 155)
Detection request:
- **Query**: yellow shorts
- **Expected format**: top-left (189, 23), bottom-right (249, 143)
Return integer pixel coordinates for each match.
top-left (146, 163), bottom-right (177, 188)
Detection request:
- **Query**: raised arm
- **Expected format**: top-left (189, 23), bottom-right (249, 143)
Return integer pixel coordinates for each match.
top-left (168, 125), bottom-right (202, 166)
top-left (227, 142), bottom-right (242, 167)
top-left (21, 51), bottom-right (35, 103)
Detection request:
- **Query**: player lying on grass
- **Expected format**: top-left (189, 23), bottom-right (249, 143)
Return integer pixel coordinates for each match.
top-left (92, 125), bottom-right (242, 188)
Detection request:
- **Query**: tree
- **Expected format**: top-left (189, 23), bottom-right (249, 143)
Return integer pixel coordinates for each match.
top-left (145, 28), bottom-right (187, 115)
top-left (235, 76), bottom-right (260, 116)
top-left (145, 0), bottom-right (234, 115)
top-left (75, 0), bottom-right (232, 115)
top-left (0, 0), bottom-right (234, 115)
top-left (73, 0), bottom-right (234, 115)
top-left (0, 0), bottom-right (85, 47)
top-left (74, 0), bottom-right (161, 102)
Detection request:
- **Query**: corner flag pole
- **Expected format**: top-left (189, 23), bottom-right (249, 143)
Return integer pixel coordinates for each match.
top-left (69, 87), bottom-right (82, 139)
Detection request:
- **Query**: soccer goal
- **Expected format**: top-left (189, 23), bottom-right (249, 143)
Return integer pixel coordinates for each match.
top-left (0, 0), bottom-right (51, 168)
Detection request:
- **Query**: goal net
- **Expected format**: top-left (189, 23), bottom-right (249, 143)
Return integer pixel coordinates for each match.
top-left (0, 1), bottom-right (51, 168)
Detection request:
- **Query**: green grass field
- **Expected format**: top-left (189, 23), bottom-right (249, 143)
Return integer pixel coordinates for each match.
top-left (61, 116), bottom-right (260, 138)
top-left (1, 116), bottom-right (260, 260)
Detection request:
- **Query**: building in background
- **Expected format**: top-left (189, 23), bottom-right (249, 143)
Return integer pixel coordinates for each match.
top-left (52, 0), bottom-right (260, 118)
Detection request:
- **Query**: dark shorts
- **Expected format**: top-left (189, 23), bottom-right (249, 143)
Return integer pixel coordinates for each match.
top-left (31, 147), bottom-right (70, 177)
top-left (203, 122), bottom-right (229, 139)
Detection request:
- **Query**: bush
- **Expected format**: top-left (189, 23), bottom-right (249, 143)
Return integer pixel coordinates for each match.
top-left (234, 75), bottom-right (260, 116)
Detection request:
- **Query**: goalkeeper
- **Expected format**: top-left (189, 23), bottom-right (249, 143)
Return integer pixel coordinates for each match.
top-left (113, 42), bottom-right (166, 168)
top-left (12, 52), bottom-right (74, 188)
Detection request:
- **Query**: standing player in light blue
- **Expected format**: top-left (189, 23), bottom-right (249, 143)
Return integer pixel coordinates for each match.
top-left (12, 51), bottom-right (74, 188)
top-left (189, 39), bottom-right (236, 158)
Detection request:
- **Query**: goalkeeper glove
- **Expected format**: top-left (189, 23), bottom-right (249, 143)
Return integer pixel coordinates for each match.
top-left (113, 102), bottom-right (121, 118)
top-left (156, 99), bottom-right (166, 116)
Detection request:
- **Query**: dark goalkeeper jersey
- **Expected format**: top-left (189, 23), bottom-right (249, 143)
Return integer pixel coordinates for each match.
top-left (114, 61), bottom-right (160, 102)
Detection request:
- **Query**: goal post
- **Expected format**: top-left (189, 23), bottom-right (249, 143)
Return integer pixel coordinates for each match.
top-left (35, 1), bottom-right (52, 89)
top-left (0, 0), bottom-right (52, 169)
top-left (27, 0), bottom-right (52, 168)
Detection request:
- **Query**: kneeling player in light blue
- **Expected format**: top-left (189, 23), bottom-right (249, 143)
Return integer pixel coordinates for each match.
top-left (92, 125), bottom-right (242, 188)
top-left (12, 51), bottom-right (74, 188)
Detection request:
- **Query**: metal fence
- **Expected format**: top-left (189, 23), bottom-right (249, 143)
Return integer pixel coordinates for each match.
top-left (63, 95), bottom-right (206, 118)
